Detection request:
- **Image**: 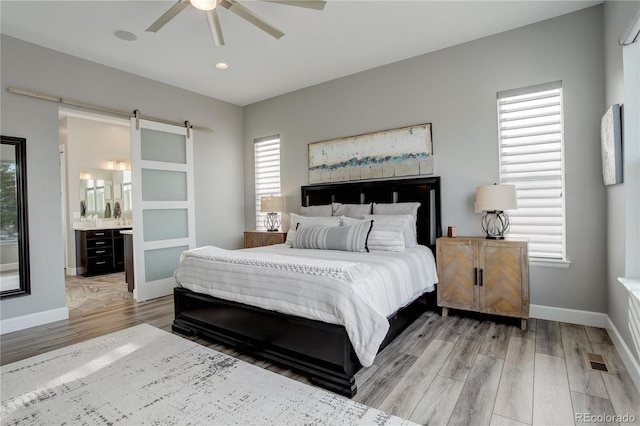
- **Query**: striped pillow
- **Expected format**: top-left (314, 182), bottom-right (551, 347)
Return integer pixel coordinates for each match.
top-left (363, 215), bottom-right (408, 252)
top-left (293, 221), bottom-right (373, 252)
top-left (363, 214), bottom-right (417, 248)
top-left (285, 213), bottom-right (342, 246)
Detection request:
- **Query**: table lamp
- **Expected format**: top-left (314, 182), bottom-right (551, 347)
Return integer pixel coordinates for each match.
top-left (475, 184), bottom-right (517, 239)
top-left (260, 195), bottom-right (284, 232)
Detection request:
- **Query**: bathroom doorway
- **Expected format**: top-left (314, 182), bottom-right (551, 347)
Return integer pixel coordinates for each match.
top-left (58, 108), bottom-right (133, 314)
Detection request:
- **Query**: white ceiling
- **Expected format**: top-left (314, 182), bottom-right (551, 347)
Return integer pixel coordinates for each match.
top-left (1, 1), bottom-right (600, 106)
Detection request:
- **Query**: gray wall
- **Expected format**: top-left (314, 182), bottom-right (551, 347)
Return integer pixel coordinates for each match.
top-left (243, 6), bottom-right (607, 313)
top-left (603, 0), bottom-right (640, 365)
top-left (0, 35), bottom-right (245, 322)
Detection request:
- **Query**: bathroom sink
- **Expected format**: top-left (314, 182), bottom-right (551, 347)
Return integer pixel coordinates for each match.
top-left (72, 220), bottom-right (132, 230)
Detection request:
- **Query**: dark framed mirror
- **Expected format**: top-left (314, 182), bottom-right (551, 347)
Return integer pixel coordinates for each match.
top-left (1, 135), bottom-right (30, 298)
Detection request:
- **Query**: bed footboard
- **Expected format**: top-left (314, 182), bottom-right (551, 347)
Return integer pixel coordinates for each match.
top-left (173, 287), bottom-right (360, 396)
top-left (172, 287), bottom-right (433, 397)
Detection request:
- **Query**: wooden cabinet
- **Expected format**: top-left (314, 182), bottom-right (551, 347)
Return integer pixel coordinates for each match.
top-left (244, 231), bottom-right (287, 248)
top-left (436, 237), bottom-right (530, 330)
top-left (75, 228), bottom-right (131, 276)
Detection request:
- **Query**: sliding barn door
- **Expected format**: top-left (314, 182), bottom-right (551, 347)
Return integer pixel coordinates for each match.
top-left (130, 118), bottom-right (196, 301)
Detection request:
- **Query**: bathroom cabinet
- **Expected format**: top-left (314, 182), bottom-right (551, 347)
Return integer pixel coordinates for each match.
top-left (75, 228), bottom-right (131, 276)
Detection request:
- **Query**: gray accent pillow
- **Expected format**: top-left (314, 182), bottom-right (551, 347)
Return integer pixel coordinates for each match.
top-left (285, 213), bottom-right (342, 246)
top-left (331, 202), bottom-right (372, 218)
top-left (293, 221), bottom-right (373, 252)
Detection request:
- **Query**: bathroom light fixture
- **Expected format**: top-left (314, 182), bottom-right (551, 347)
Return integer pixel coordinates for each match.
top-left (260, 195), bottom-right (284, 232)
top-left (107, 160), bottom-right (115, 170)
top-left (190, 0), bottom-right (217, 11)
top-left (475, 184), bottom-right (517, 240)
top-left (117, 161), bottom-right (126, 170)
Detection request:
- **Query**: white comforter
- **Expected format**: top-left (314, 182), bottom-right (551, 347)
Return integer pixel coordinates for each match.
top-left (174, 244), bottom-right (438, 366)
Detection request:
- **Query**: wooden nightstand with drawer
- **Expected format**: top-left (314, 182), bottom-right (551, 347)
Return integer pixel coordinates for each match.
top-left (244, 230), bottom-right (287, 248)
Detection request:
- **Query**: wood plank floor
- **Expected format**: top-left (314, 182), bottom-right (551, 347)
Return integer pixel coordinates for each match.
top-left (1, 286), bottom-right (639, 426)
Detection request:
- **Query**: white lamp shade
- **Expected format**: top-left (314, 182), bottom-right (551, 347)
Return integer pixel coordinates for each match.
top-left (475, 184), bottom-right (517, 212)
top-left (260, 196), bottom-right (284, 213)
top-left (190, 0), bottom-right (217, 10)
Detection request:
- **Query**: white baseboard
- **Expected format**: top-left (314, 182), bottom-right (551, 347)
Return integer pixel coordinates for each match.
top-left (530, 304), bottom-right (608, 327)
top-left (606, 316), bottom-right (640, 392)
top-left (530, 304), bottom-right (640, 392)
top-left (0, 307), bottom-right (69, 335)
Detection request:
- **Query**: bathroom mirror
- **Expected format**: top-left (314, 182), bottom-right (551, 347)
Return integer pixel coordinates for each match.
top-left (79, 168), bottom-right (131, 218)
top-left (0, 135), bottom-right (31, 298)
top-left (79, 168), bottom-right (114, 217)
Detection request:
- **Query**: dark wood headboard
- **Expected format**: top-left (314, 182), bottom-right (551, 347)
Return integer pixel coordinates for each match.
top-left (301, 177), bottom-right (442, 252)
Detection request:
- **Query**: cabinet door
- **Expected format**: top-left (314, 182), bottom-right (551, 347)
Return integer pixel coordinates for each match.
top-left (113, 235), bottom-right (125, 271)
top-left (263, 233), bottom-right (285, 246)
top-left (480, 241), bottom-right (527, 317)
top-left (437, 239), bottom-right (478, 311)
top-left (244, 233), bottom-right (264, 248)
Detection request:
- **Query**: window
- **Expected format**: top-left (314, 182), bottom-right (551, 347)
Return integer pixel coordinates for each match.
top-left (122, 170), bottom-right (132, 212)
top-left (497, 81), bottom-right (567, 263)
top-left (254, 135), bottom-right (281, 231)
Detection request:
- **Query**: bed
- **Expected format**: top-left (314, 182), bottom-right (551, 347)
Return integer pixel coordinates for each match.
top-left (172, 177), bottom-right (442, 397)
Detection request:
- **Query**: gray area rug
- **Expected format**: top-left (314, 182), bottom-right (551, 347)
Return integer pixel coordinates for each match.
top-left (1, 324), bottom-right (415, 425)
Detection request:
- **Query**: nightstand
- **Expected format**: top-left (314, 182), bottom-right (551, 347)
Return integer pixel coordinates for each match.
top-left (244, 230), bottom-right (287, 248)
top-left (436, 237), bottom-right (530, 330)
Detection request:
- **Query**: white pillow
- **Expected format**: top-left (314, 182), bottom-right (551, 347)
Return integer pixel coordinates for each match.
top-left (299, 204), bottom-right (332, 216)
top-left (372, 202), bottom-right (421, 221)
top-left (331, 202), bottom-right (372, 218)
top-left (364, 214), bottom-right (417, 249)
top-left (285, 213), bottom-right (342, 246)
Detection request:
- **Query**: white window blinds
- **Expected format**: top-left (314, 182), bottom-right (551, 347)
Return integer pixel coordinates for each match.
top-left (497, 81), bottom-right (567, 260)
top-left (254, 136), bottom-right (281, 231)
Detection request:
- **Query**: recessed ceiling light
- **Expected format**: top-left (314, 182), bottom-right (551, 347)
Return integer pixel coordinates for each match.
top-left (215, 62), bottom-right (229, 70)
top-left (115, 30), bottom-right (137, 41)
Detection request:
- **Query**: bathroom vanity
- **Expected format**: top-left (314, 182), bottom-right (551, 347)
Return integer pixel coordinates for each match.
top-left (75, 226), bottom-right (132, 277)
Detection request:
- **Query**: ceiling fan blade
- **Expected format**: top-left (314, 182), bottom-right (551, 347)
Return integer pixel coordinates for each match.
top-left (220, 0), bottom-right (285, 39)
top-left (204, 9), bottom-right (225, 46)
top-left (146, 0), bottom-right (191, 33)
top-left (262, 1), bottom-right (326, 11)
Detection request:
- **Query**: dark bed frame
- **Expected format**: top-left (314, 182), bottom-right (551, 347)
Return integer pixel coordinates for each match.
top-left (172, 176), bottom-right (442, 397)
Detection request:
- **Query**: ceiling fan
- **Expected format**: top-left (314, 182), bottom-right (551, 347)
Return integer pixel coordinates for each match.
top-left (146, 0), bottom-right (326, 47)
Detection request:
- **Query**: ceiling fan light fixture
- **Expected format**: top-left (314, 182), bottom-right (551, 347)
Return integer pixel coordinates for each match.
top-left (190, 0), bottom-right (217, 11)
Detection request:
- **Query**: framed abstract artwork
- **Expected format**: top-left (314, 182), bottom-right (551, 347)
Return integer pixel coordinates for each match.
top-left (600, 104), bottom-right (623, 185)
top-left (308, 123), bottom-right (433, 184)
